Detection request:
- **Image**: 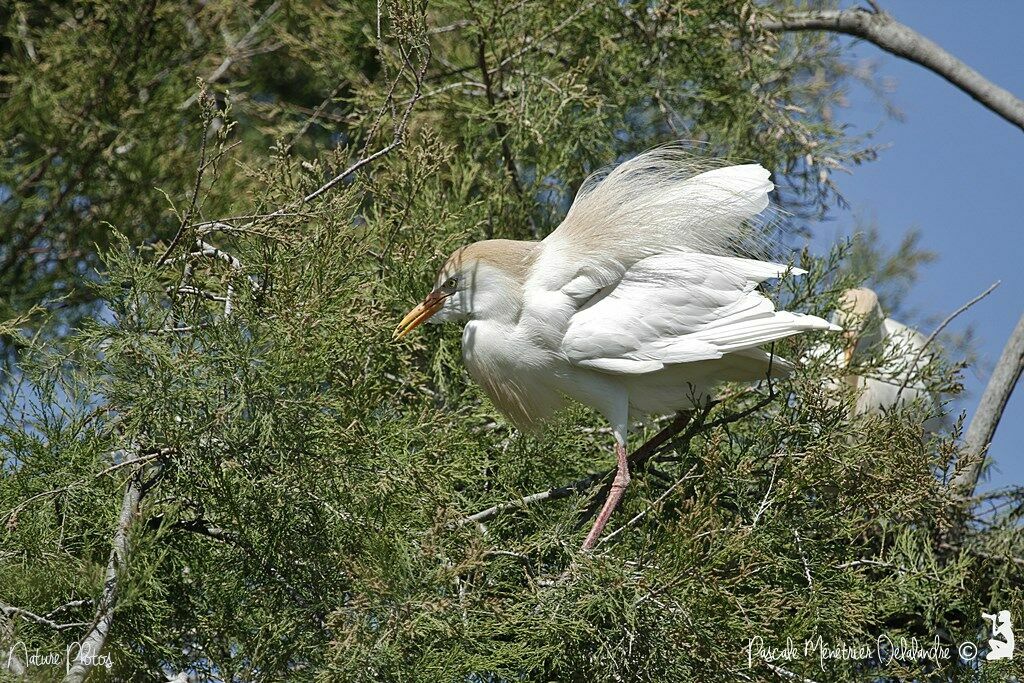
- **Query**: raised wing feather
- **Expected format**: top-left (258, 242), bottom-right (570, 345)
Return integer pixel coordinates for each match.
top-left (526, 149), bottom-right (776, 305)
top-left (561, 253), bottom-right (838, 374)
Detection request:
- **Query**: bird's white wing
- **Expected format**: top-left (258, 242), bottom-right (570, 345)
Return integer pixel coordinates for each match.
top-left (560, 253), bottom-right (837, 374)
top-left (525, 149), bottom-right (775, 306)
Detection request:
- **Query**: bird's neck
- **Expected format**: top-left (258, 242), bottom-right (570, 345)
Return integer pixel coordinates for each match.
top-left (468, 275), bottom-right (525, 326)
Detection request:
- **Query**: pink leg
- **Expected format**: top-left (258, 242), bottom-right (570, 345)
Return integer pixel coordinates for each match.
top-left (581, 441), bottom-right (630, 550)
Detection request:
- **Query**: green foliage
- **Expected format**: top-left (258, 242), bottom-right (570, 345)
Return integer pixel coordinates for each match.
top-left (0, 1), bottom-right (1020, 681)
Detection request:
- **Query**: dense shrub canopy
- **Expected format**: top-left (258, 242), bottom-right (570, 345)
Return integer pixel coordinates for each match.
top-left (0, 1), bottom-right (1020, 681)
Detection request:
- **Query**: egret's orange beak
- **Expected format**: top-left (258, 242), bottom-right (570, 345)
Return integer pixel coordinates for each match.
top-left (393, 290), bottom-right (447, 340)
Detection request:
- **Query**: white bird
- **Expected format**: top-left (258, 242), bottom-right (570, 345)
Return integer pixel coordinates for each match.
top-left (818, 287), bottom-right (940, 426)
top-left (395, 148), bottom-right (839, 549)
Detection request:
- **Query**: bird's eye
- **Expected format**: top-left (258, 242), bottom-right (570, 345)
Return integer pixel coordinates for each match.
top-left (444, 277), bottom-right (458, 290)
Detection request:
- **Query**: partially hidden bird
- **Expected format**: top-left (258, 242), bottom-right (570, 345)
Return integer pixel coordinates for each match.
top-left (816, 287), bottom-right (940, 427)
top-left (395, 148), bottom-right (840, 549)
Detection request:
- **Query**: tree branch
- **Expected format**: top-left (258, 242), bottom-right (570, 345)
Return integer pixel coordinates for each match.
top-left (63, 464), bottom-right (151, 683)
top-left (460, 471), bottom-right (606, 526)
top-left (474, 33), bottom-right (536, 237)
top-left (170, 23), bottom-right (430, 250)
top-left (598, 464), bottom-right (700, 546)
top-left (766, 662), bottom-right (821, 683)
top-left (0, 612), bottom-right (25, 676)
top-left (951, 311), bottom-right (1024, 496)
top-left (762, 7), bottom-right (1024, 133)
top-left (0, 603), bottom-right (87, 632)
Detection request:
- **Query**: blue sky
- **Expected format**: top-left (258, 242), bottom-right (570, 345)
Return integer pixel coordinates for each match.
top-left (812, 2), bottom-right (1024, 492)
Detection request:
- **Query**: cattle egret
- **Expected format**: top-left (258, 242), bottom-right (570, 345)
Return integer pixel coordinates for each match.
top-left (395, 148), bottom-right (839, 549)
top-left (823, 287), bottom-right (940, 425)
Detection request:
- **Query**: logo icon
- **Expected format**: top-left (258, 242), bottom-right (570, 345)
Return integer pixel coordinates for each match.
top-left (982, 610), bottom-right (1014, 661)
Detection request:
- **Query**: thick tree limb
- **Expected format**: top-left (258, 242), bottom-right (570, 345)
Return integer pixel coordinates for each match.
top-left (951, 311), bottom-right (1024, 496)
top-left (762, 7), bottom-right (1024, 133)
top-left (63, 464), bottom-right (149, 683)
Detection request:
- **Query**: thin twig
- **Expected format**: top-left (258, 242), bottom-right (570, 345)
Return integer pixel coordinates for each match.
top-left (793, 529), bottom-right (813, 589)
top-left (156, 111), bottom-right (211, 268)
top-left (489, 0), bottom-right (600, 73)
top-left (174, 30), bottom-right (430, 245)
top-left (938, 541), bottom-right (1024, 568)
top-left (835, 558), bottom-right (911, 574)
top-left (45, 600), bottom-right (93, 620)
top-left (460, 390), bottom-right (776, 530)
top-left (894, 281), bottom-right (999, 401)
top-left (460, 408), bottom-right (711, 528)
top-left (460, 472), bottom-right (606, 526)
top-left (286, 79), bottom-right (348, 151)
top-left (751, 460), bottom-right (781, 528)
top-left (2, 451), bottom-right (164, 526)
top-left (261, 50), bottom-right (429, 222)
top-left (766, 662), bottom-right (821, 683)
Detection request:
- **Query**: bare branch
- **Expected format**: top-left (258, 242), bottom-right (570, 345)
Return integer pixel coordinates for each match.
top-left (489, 0), bottom-right (601, 74)
top-left (2, 450), bottom-right (164, 527)
top-left (459, 390), bottom-right (778, 530)
top-left (191, 241), bottom-right (243, 271)
top-left (835, 558), bottom-right (911, 575)
top-left (939, 540), bottom-right (1024, 569)
top-left (951, 311), bottom-right (1024, 496)
top-left (762, 8), bottom-right (1024, 132)
top-left (156, 103), bottom-right (212, 268)
top-left (45, 600), bottom-right (93, 620)
top-left (460, 471), bottom-right (606, 526)
top-left (0, 603), bottom-right (87, 631)
top-left (793, 529), bottom-right (813, 589)
top-left (255, 47), bottom-right (430, 225)
top-left (172, 28), bottom-right (431, 250)
top-left (164, 519), bottom-right (328, 629)
top-left (63, 464), bottom-right (151, 683)
top-left (286, 80), bottom-right (348, 151)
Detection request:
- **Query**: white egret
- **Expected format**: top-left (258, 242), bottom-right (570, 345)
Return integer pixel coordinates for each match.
top-left (823, 287), bottom-right (940, 426)
top-left (395, 148), bottom-right (839, 549)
